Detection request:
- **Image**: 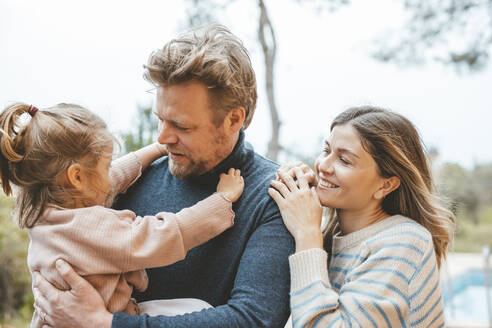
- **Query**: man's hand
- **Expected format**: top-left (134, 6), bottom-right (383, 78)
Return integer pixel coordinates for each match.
top-left (33, 259), bottom-right (113, 328)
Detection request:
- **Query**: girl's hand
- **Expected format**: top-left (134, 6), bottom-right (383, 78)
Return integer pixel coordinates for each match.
top-left (217, 168), bottom-right (244, 202)
top-left (269, 167), bottom-right (323, 252)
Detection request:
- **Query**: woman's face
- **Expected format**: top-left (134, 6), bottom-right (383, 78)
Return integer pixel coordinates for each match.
top-left (314, 123), bottom-right (385, 211)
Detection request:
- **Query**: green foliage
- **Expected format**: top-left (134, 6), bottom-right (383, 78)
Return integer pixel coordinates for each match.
top-left (435, 162), bottom-right (492, 251)
top-left (0, 193), bottom-right (33, 324)
top-left (453, 206), bottom-right (492, 252)
top-left (372, 0), bottom-right (492, 71)
top-left (120, 105), bottom-right (159, 154)
top-left (437, 163), bottom-right (480, 223)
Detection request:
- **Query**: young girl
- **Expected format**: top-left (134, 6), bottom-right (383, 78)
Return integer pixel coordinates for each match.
top-left (269, 106), bottom-right (454, 327)
top-left (0, 102), bottom-right (244, 327)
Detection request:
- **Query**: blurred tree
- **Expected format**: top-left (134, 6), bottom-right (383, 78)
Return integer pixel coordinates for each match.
top-left (120, 104), bottom-right (158, 153)
top-left (0, 194), bottom-right (32, 322)
top-left (373, 0), bottom-right (492, 71)
top-left (437, 163), bottom-right (480, 224)
top-left (472, 164), bottom-right (492, 207)
top-left (182, 0), bottom-right (350, 161)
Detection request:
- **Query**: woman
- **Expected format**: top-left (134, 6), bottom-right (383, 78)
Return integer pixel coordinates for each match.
top-left (269, 106), bottom-right (454, 327)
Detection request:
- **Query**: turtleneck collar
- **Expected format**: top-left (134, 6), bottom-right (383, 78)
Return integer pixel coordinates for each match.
top-left (188, 130), bottom-right (253, 184)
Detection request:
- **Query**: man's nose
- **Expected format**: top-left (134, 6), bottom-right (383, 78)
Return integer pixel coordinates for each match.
top-left (157, 123), bottom-right (178, 145)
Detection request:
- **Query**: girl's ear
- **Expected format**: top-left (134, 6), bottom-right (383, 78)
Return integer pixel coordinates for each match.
top-left (374, 176), bottom-right (400, 200)
top-left (66, 163), bottom-right (84, 191)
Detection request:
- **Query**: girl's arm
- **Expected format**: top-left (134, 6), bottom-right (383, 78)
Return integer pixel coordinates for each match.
top-left (133, 143), bottom-right (167, 170)
top-left (104, 143), bottom-right (167, 206)
top-left (41, 170), bottom-right (243, 275)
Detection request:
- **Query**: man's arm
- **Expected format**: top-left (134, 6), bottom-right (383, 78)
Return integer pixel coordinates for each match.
top-left (33, 260), bottom-right (113, 328)
top-left (112, 212), bottom-right (294, 328)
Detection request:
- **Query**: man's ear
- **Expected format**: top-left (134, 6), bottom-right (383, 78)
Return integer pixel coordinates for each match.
top-left (373, 176), bottom-right (400, 200)
top-left (66, 163), bottom-right (84, 191)
top-left (223, 107), bottom-right (246, 134)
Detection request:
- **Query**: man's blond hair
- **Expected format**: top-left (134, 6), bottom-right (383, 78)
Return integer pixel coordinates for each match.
top-left (144, 24), bottom-right (257, 129)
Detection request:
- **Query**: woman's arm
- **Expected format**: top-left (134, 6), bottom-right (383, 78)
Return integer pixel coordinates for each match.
top-left (288, 241), bottom-right (441, 327)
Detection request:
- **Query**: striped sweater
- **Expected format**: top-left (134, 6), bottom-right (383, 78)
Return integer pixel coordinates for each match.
top-left (289, 215), bottom-right (445, 328)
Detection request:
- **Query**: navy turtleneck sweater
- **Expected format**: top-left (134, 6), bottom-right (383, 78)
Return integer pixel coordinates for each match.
top-left (112, 131), bottom-right (294, 327)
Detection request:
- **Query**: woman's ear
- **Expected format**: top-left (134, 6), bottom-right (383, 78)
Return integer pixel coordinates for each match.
top-left (223, 107), bottom-right (246, 134)
top-left (373, 176), bottom-right (400, 200)
top-left (66, 163), bottom-right (84, 191)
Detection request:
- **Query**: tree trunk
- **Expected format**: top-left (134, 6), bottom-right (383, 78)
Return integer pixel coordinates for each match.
top-left (258, 0), bottom-right (281, 161)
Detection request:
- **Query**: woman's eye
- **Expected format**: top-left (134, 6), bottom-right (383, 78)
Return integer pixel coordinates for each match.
top-left (323, 148), bottom-right (330, 154)
top-left (340, 157), bottom-right (350, 165)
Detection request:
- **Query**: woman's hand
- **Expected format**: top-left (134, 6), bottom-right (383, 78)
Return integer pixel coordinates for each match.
top-left (268, 166), bottom-right (323, 252)
top-left (275, 162), bottom-right (318, 187)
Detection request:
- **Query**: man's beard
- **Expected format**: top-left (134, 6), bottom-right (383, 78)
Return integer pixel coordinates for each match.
top-left (168, 132), bottom-right (229, 179)
top-left (168, 156), bottom-right (208, 179)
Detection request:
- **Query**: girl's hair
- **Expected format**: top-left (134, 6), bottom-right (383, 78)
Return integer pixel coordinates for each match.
top-left (323, 106), bottom-right (454, 268)
top-left (0, 102), bottom-right (113, 228)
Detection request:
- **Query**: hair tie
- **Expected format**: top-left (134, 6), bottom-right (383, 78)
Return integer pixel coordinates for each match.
top-left (28, 105), bottom-right (39, 117)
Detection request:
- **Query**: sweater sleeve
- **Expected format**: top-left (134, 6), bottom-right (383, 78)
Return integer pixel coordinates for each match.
top-left (104, 152), bottom-right (143, 207)
top-left (288, 238), bottom-right (443, 327)
top-left (128, 193), bottom-right (235, 270)
top-left (53, 193), bottom-right (234, 275)
top-left (408, 242), bottom-right (445, 327)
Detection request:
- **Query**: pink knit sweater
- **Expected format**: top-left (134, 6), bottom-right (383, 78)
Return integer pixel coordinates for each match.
top-left (27, 153), bottom-right (234, 320)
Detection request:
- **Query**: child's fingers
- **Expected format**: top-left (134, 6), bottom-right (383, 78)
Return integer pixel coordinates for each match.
top-left (228, 168), bottom-right (235, 175)
top-left (234, 169), bottom-right (241, 177)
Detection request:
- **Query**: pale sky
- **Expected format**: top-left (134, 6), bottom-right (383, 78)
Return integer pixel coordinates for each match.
top-left (1, 0), bottom-right (491, 168)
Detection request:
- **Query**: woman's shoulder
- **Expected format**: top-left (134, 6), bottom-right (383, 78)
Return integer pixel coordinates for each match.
top-left (363, 215), bottom-right (433, 255)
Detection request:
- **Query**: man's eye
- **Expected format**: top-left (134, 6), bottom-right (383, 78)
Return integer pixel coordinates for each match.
top-left (323, 148), bottom-right (330, 154)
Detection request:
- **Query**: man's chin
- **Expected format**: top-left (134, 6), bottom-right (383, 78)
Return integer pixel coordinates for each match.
top-left (168, 158), bottom-right (208, 179)
top-left (168, 160), bottom-right (190, 179)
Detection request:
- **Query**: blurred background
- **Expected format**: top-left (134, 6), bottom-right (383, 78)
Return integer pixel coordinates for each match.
top-left (1, 0), bottom-right (491, 327)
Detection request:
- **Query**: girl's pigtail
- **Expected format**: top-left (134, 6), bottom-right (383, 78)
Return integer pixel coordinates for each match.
top-left (0, 103), bottom-right (34, 195)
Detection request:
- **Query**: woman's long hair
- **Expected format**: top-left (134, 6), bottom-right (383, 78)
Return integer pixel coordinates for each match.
top-left (323, 106), bottom-right (454, 268)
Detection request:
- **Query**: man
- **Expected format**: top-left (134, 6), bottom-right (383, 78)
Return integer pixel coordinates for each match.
top-left (33, 24), bottom-right (294, 327)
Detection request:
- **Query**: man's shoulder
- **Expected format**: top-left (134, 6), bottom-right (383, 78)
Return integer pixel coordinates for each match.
top-left (252, 151), bottom-right (280, 169)
top-left (246, 149), bottom-right (279, 178)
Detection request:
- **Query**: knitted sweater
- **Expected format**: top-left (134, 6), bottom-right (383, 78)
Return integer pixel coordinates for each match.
top-left (27, 152), bottom-right (234, 320)
top-left (112, 131), bottom-right (294, 328)
top-left (289, 215), bottom-right (445, 328)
